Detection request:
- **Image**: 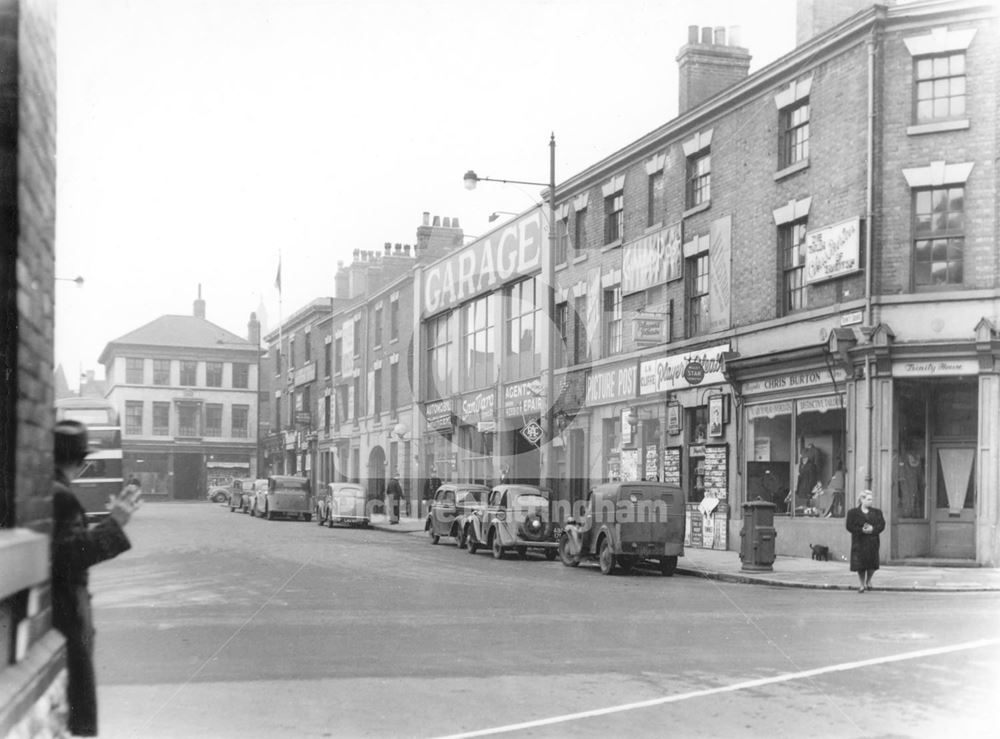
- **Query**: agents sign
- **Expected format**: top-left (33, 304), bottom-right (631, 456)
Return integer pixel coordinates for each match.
top-left (422, 208), bottom-right (545, 315)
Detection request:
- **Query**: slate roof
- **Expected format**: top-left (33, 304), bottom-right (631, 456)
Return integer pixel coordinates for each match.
top-left (98, 315), bottom-right (254, 363)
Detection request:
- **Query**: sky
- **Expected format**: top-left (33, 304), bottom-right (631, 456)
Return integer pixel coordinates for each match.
top-left (54, 0), bottom-right (798, 389)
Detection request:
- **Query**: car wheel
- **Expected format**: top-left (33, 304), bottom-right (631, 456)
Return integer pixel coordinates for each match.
top-left (516, 546), bottom-right (528, 559)
top-left (558, 534), bottom-right (580, 567)
top-left (266, 506), bottom-right (274, 521)
top-left (304, 514), bottom-right (312, 523)
top-left (544, 547), bottom-right (558, 561)
top-left (598, 538), bottom-right (616, 575)
top-left (429, 528), bottom-right (440, 545)
top-left (466, 529), bottom-right (478, 554)
top-left (456, 528), bottom-right (466, 549)
top-left (249, 504), bottom-right (255, 518)
top-left (660, 555), bottom-right (678, 577)
top-left (491, 533), bottom-right (505, 560)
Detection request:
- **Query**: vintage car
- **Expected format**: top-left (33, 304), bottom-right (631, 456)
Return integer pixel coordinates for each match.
top-left (558, 481), bottom-right (685, 575)
top-left (424, 482), bottom-right (490, 546)
top-left (240, 479), bottom-right (268, 513)
top-left (315, 482), bottom-right (371, 528)
top-left (251, 475), bottom-right (312, 521)
top-left (227, 477), bottom-right (255, 511)
top-left (207, 484), bottom-right (231, 504)
top-left (464, 484), bottom-right (559, 560)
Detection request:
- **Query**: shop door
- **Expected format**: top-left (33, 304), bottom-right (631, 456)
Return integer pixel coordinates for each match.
top-left (174, 453), bottom-right (203, 500)
top-left (929, 442), bottom-right (976, 559)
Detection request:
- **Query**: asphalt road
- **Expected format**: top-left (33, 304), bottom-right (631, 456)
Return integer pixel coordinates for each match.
top-left (91, 502), bottom-right (1000, 738)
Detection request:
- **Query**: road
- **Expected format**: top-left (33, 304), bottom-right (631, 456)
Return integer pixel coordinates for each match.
top-left (91, 503), bottom-right (1000, 738)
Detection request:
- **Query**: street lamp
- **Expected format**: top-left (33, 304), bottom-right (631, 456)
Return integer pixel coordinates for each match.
top-left (463, 133), bottom-right (558, 495)
top-left (488, 211), bottom-right (519, 222)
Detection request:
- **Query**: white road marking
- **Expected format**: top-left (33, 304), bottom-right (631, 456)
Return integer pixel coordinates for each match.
top-left (435, 638), bottom-right (1000, 739)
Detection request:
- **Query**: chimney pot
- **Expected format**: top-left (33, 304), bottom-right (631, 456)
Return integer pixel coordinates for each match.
top-left (453, 217), bottom-right (460, 228)
top-left (443, 217), bottom-right (451, 228)
top-left (423, 211), bottom-right (430, 226)
top-left (688, 25), bottom-right (699, 44)
top-left (714, 26), bottom-right (725, 45)
top-left (384, 243), bottom-right (391, 254)
top-left (404, 244), bottom-right (411, 255)
top-left (701, 26), bottom-right (712, 44)
top-left (433, 215), bottom-right (441, 226)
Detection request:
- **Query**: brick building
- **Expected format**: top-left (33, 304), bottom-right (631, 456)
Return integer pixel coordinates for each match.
top-left (545, 0), bottom-right (999, 564)
top-left (0, 0), bottom-right (69, 735)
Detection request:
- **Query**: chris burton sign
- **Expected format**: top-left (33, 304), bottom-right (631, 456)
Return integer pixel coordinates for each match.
top-left (805, 217), bottom-right (861, 284)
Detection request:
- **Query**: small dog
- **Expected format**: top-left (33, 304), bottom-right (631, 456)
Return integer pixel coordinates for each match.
top-left (809, 543), bottom-right (830, 561)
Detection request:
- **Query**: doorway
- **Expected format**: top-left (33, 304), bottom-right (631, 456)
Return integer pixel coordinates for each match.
top-left (930, 443), bottom-right (976, 558)
top-left (173, 453), bottom-right (203, 500)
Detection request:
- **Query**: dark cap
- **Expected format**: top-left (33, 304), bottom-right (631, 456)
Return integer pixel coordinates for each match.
top-left (54, 420), bottom-right (90, 465)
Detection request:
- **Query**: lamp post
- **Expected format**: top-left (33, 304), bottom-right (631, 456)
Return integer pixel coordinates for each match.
top-left (463, 133), bottom-right (558, 495)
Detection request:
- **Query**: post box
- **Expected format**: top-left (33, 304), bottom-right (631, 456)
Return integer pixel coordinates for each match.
top-left (740, 500), bottom-right (776, 571)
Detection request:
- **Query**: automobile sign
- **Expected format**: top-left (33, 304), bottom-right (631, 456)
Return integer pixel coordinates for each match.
top-left (520, 420), bottom-right (544, 446)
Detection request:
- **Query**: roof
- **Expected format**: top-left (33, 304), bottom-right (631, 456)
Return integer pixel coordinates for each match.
top-left (98, 314), bottom-right (255, 363)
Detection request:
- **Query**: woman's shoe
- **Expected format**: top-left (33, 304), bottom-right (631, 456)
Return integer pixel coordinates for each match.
top-left (858, 586), bottom-right (866, 593)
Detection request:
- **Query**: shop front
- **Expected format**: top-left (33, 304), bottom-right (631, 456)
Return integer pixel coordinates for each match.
top-left (500, 377), bottom-right (545, 485)
top-left (457, 387), bottom-right (497, 486)
top-left (639, 342), bottom-right (733, 551)
top-left (422, 397), bottom-right (457, 485)
top-left (727, 348), bottom-right (851, 559)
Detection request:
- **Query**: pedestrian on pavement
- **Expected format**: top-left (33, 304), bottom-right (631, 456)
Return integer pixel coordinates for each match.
top-left (51, 420), bottom-right (142, 736)
top-left (386, 472), bottom-right (403, 524)
top-left (845, 489), bottom-right (885, 593)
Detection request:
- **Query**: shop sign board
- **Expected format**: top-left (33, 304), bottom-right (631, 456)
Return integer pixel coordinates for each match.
top-left (424, 398), bottom-right (454, 431)
top-left (797, 395), bottom-right (845, 413)
top-left (520, 420), bottom-right (543, 446)
top-left (622, 222), bottom-right (682, 294)
top-left (804, 217), bottom-right (861, 284)
top-left (891, 359), bottom-right (978, 377)
top-left (633, 316), bottom-right (667, 345)
top-left (293, 362), bottom-right (316, 386)
top-left (460, 389), bottom-right (496, 425)
top-left (584, 362), bottom-right (637, 406)
top-left (421, 208), bottom-right (544, 315)
top-left (503, 378), bottom-right (545, 418)
top-left (746, 401), bottom-right (793, 420)
top-left (741, 366), bottom-right (847, 395)
top-left (639, 343), bottom-right (729, 395)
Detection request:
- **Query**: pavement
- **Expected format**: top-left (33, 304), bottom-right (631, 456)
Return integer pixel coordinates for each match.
top-left (370, 514), bottom-right (1000, 592)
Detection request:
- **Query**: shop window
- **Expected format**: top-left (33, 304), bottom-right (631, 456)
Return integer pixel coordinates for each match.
top-left (746, 397), bottom-right (846, 518)
top-left (603, 417), bottom-right (622, 482)
top-left (687, 405), bottom-right (708, 503)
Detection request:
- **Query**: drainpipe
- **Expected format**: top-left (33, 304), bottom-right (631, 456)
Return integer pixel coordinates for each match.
top-left (864, 29), bottom-right (877, 491)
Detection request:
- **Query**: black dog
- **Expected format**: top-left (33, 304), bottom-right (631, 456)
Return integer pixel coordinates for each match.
top-left (809, 543), bottom-right (830, 561)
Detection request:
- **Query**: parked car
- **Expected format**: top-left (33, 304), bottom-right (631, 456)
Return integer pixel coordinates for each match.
top-left (240, 479), bottom-right (268, 513)
top-left (424, 482), bottom-right (490, 546)
top-left (207, 484), bottom-right (230, 504)
top-left (251, 475), bottom-right (312, 521)
top-left (464, 484), bottom-right (558, 560)
top-left (558, 481), bottom-right (685, 575)
top-left (316, 482), bottom-right (370, 528)
top-left (227, 477), bottom-right (255, 512)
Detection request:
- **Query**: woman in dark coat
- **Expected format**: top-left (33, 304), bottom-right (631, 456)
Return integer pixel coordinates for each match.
top-left (845, 490), bottom-right (885, 593)
top-left (51, 420), bottom-right (141, 736)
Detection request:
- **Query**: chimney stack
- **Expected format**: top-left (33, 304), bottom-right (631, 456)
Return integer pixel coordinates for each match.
top-left (193, 284), bottom-right (206, 319)
top-left (677, 24), bottom-right (751, 114)
top-left (248, 312), bottom-right (261, 346)
top-left (795, 0), bottom-right (877, 46)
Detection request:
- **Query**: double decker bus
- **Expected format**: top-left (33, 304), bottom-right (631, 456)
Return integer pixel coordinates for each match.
top-left (55, 397), bottom-right (123, 520)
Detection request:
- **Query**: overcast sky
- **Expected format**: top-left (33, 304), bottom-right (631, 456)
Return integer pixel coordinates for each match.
top-left (54, 0), bottom-right (797, 388)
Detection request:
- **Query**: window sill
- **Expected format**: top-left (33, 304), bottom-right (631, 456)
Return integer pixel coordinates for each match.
top-left (774, 159), bottom-right (809, 181)
top-left (907, 119), bottom-right (970, 136)
top-left (682, 201), bottom-right (710, 219)
top-left (572, 254), bottom-right (588, 264)
top-left (555, 261), bottom-right (568, 272)
top-left (0, 529), bottom-right (49, 600)
top-left (601, 239), bottom-right (622, 253)
top-left (645, 222), bottom-right (664, 233)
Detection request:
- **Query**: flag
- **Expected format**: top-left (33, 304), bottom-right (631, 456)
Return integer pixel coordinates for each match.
top-left (274, 258), bottom-right (282, 292)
